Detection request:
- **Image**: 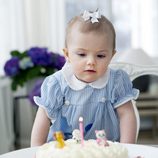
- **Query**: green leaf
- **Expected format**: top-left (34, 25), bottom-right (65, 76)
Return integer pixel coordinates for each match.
top-left (10, 50), bottom-right (28, 59)
top-left (45, 67), bottom-right (55, 75)
top-left (19, 51), bottom-right (28, 59)
top-left (11, 50), bottom-right (21, 57)
top-left (26, 67), bottom-right (41, 80)
top-left (11, 73), bottom-right (27, 90)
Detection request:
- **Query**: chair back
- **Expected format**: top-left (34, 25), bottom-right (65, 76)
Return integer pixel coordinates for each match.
top-left (110, 49), bottom-right (158, 142)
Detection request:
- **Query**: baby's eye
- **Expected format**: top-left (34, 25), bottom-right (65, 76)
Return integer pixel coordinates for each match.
top-left (77, 52), bottom-right (86, 57)
top-left (97, 54), bottom-right (106, 58)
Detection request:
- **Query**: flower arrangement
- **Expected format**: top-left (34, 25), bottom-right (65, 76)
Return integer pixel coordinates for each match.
top-left (4, 47), bottom-right (66, 91)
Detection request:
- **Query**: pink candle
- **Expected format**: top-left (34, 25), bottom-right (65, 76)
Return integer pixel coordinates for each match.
top-left (79, 116), bottom-right (84, 146)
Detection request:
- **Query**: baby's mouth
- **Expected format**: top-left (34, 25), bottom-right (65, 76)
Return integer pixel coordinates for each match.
top-left (85, 70), bottom-right (96, 73)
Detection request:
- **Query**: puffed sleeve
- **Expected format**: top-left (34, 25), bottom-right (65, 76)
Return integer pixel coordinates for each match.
top-left (33, 75), bottom-right (64, 119)
top-left (111, 70), bottom-right (139, 108)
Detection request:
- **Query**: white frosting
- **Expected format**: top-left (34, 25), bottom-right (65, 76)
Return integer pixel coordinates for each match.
top-left (36, 139), bottom-right (128, 158)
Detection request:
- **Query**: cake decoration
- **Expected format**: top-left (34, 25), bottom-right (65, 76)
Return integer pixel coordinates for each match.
top-left (79, 116), bottom-right (84, 146)
top-left (72, 129), bottom-right (81, 143)
top-left (95, 130), bottom-right (109, 146)
top-left (53, 131), bottom-right (65, 148)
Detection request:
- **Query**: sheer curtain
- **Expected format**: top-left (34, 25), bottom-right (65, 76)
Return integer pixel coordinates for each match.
top-left (23, 0), bottom-right (65, 52)
top-left (0, 0), bottom-right (25, 75)
top-left (0, 0), bottom-right (65, 153)
top-left (131, 0), bottom-right (158, 57)
top-left (0, 0), bottom-right (65, 76)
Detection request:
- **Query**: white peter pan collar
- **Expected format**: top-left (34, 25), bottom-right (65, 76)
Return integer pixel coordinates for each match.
top-left (61, 62), bottom-right (110, 90)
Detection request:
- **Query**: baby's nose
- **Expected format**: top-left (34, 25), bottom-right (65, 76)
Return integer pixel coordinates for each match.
top-left (87, 56), bottom-right (96, 65)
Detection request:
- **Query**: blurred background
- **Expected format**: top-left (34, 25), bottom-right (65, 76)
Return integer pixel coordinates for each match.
top-left (0, 0), bottom-right (158, 155)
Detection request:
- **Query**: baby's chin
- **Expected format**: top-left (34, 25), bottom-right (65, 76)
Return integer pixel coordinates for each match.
top-left (78, 77), bottom-right (98, 83)
top-left (75, 74), bottom-right (99, 83)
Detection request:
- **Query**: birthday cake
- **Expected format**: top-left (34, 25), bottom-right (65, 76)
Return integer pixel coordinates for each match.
top-left (36, 130), bottom-right (128, 158)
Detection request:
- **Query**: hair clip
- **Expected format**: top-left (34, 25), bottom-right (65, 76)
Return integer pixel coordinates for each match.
top-left (82, 10), bottom-right (101, 23)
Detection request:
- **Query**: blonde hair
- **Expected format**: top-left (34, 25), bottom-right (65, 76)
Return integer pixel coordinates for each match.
top-left (65, 14), bottom-right (116, 50)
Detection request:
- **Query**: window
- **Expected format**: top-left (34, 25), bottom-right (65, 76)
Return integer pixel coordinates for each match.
top-left (0, 0), bottom-right (158, 76)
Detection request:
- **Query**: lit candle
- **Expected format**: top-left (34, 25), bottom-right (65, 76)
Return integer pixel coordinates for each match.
top-left (79, 116), bottom-right (84, 146)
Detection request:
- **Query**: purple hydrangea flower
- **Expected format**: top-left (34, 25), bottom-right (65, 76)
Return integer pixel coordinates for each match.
top-left (27, 47), bottom-right (53, 66)
top-left (51, 53), bottom-right (66, 70)
top-left (4, 57), bottom-right (20, 76)
top-left (55, 54), bottom-right (66, 70)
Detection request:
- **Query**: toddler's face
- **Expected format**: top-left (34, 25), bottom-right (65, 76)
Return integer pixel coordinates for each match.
top-left (64, 28), bottom-right (115, 83)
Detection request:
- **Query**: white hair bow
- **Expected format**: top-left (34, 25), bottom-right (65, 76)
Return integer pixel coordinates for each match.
top-left (82, 10), bottom-right (101, 23)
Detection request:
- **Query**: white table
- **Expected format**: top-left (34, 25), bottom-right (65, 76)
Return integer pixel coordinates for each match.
top-left (0, 145), bottom-right (158, 158)
top-left (0, 147), bottom-right (37, 158)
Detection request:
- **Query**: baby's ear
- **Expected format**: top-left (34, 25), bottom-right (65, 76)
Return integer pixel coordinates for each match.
top-left (63, 48), bottom-right (68, 57)
top-left (63, 48), bottom-right (70, 62)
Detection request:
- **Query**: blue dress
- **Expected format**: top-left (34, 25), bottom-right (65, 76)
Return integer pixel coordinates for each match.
top-left (34, 63), bottom-right (139, 142)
